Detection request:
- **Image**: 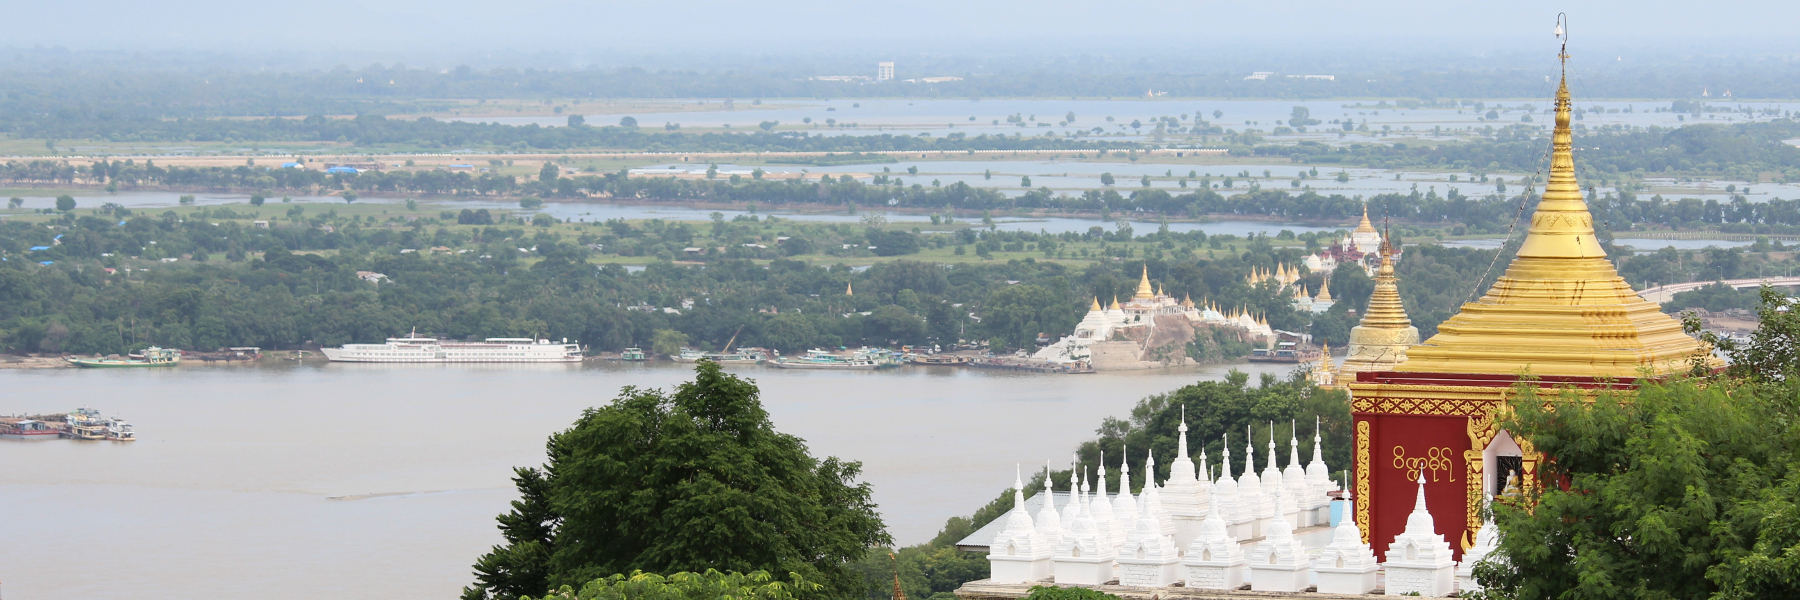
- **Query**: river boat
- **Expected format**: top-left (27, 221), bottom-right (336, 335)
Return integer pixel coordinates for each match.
top-left (767, 348), bottom-right (896, 370)
top-left (675, 348), bottom-right (768, 364)
top-left (65, 346), bottom-right (181, 368)
top-left (619, 348), bottom-right (647, 361)
top-left (65, 408), bottom-right (111, 440)
top-left (320, 334), bottom-right (582, 363)
top-left (0, 419), bottom-right (62, 440)
top-left (907, 353), bottom-right (970, 366)
top-left (106, 420), bottom-right (136, 442)
top-left (1248, 341), bottom-right (1320, 364)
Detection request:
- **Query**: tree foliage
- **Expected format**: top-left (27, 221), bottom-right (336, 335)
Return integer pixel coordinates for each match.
top-left (529, 570), bottom-right (818, 600)
top-left (464, 362), bottom-right (890, 600)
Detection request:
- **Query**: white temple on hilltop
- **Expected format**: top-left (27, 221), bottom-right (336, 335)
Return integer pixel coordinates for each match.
top-left (1033, 266), bottom-right (1274, 367)
top-left (1304, 204), bottom-right (1393, 278)
top-left (963, 416), bottom-right (1501, 597)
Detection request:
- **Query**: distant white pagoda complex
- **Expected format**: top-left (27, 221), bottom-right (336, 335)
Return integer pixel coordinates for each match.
top-left (1033, 265), bottom-right (1275, 369)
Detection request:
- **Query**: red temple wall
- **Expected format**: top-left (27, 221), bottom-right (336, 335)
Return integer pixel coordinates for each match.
top-left (1359, 412), bottom-right (1471, 562)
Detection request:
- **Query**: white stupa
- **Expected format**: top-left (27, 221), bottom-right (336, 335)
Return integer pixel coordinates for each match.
top-left (988, 465), bottom-right (1050, 583)
top-left (1111, 445), bottom-right (1138, 532)
top-left (1161, 406), bottom-right (1209, 548)
top-left (1456, 494), bottom-right (1502, 593)
top-left (1282, 420), bottom-right (1312, 525)
top-left (1052, 462), bottom-right (1115, 585)
top-left (1384, 474), bottom-right (1457, 596)
top-left (1214, 435), bottom-right (1251, 539)
top-left (1033, 462), bottom-right (1065, 554)
top-left (1060, 455), bottom-right (1082, 526)
top-left (1089, 455), bottom-right (1121, 550)
top-left (1312, 491), bottom-right (1378, 594)
top-left (1236, 426), bottom-right (1267, 537)
top-left (1304, 416), bottom-right (1335, 515)
top-left (1116, 487), bottom-right (1180, 587)
top-left (1180, 493), bottom-right (1246, 590)
top-left (1246, 482), bottom-right (1311, 592)
top-left (1139, 449), bottom-right (1176, 539)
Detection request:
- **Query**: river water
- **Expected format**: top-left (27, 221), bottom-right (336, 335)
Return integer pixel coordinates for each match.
top-left (0, 360), bottom-right (1294, 599)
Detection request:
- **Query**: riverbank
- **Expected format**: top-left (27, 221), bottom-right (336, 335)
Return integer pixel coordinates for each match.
top-left (0, 355), bottom-right (70, 369)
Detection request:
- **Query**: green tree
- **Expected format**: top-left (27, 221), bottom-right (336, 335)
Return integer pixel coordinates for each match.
top-left (462, 363), bottom-right (889, 600)
top-left (1100, 172), bottom-right (1115, 186)
top-left (650, 329), bottom-right (689, 356)
top-left (6, 197), bottom-right (21, 209)
top-left (566, 114), bottom-right (585, 127)
top-left (531, 570), bottom-right (819, 600)
top-left (539, 163), bottom-right (560, 185)
top-left (618, 116), bottom-right (638, 128)
top-left (1020, 176), bottom-right (1031, 188)
top-left (55, 195), bottom-right (75, 211)
top-left (249, 194), bottom-right (264, 206)
top-left (520, 197), bottom-right (545, 210)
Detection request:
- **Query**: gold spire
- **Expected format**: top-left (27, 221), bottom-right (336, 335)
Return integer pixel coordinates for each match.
top-left (846, 279), bottom-right (854, 296)
top-left (1134, 264), bottom-right (1155, 300)
top-left (1385, 66), bottom-right (1720, 378)
top-left (1110, 295), bottom-right (1121, 311)
top-left (1337, 240), bottom-right (1420, 382)
top-left (1314, 277), bottom-right (1333, 302)
top-left (1091, 296), bottom-right (1103, 311)
top-left (1355, 203), bottom-right (1377, 234)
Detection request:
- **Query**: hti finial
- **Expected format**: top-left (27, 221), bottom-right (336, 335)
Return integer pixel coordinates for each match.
top-left (1555, 13), bottom-right (1570, 76)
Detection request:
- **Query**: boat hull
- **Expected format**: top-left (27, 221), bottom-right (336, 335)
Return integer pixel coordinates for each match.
top-left (1, 431), bottom-right (60, 440)
top-left (65, 359), bottom-right (179, 368)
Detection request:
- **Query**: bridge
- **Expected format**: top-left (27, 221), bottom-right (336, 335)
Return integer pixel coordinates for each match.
top-left (1637, 276), bottom-right (1800, 304)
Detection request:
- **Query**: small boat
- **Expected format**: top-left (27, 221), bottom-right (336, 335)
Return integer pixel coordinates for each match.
top-left (65, 408), bottom-right (110, 440)
top-left (68, 423), bottom-right (108, 440)
top-left (619, 348), bottom-right (647, 361)
top-left (106, 420), bottom-right (137, 442)
top-left (0, 419), bottom-right (62, 440)
top-left (66, 346), bottom-right (181, 368)
top-left (1248, 342), bottom-right (1321, 364)
top-left (676, 348), bottom-right (769, 365)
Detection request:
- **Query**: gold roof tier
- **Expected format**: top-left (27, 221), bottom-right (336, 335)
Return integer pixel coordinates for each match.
top-left (1337, 241), bottom-right (1419, 382)
top-left (1385, 75), bottom-right (1719, 379)
top-left (1134, 265), bottom-right (1155, 300)
top-left (1314, 277), bottom-right (1333, 302)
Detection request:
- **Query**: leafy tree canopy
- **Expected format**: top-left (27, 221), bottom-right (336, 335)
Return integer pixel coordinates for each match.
top-left (464, 362), bottom-right (890, 600)
top-left (529, 570), bottom-right (818, 600)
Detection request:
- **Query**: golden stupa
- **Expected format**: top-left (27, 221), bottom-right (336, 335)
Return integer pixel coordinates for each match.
top-left (1334, 238), bottom-right (1418, 383)
top-left (1371, 75), bottom-right (1719, 379)
top-left (1313, 277), bottom-right (1333, 303)
top-left (1356, 204), bottom-right (1378, 235)
top-left (1133, 265), bottom-right (1155, 300)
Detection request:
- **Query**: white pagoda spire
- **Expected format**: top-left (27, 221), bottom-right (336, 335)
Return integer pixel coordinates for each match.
top-left (1305, 415), bottom-right (1333, 506)
top-left (1282, 418), bottom-right (1311, 524)
top-left (1214, 433), bottom-right (1243, 531)
top-left (1247, 476), bottom-right (1311, 592)
top-left (987, 464), bottom-right (1049, 583)
top-left (1053, 462), bottom-right (1114, 585)
top-left (1061, 454), bottom-right (1082, 525)
top-left (1142, 448), bottom-right (1174, 537)
top-left (1118, 477), bottom-right (1180, 586)
top-left (1239, 425), bottom-right (1269, 527)
top-left (1312, 490), bottom-right (1378, 594)
top-left (1384, 473), bottom-right (1457, 596)
top-left (1457, 492), bottom-right (1503, 593)
top-left (1091, 453), bottom-right (1121, 548)
top-left (1181, 489), bottom-right (1246, 590)
top-left (1112, 443), bottom-right (1138, 526)
top-left (1033, 461), bottom-right (1064, 551)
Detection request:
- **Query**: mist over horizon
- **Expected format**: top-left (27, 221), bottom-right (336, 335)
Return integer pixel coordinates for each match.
top-left (8, 0), bottom-right (1800, 69)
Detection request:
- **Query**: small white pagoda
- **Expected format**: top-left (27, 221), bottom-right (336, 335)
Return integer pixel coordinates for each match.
top-left (987, 465), bottom-right (1050, 583)
top-left (1052, 467), bottom-right (1116, 585)
top-left (1116, 492), bottom-right (1180, 587)
top-left (1180, 495), bottom-right (1246, 590)
top-left (1160, 407), bottom-right (1211, 549)
top-left (1246, 483), bottom-right (1311, 593)
top-left (1456, 494), bottom-right (1503, 593)
top-left (1384, 474), bottom-right (1457, 596)
top-left (1312, 491), bottom-right (1379, 594)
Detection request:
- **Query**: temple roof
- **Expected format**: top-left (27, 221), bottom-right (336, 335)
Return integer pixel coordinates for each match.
top-left (1387, 74), bottom-right (1719, 379)
top-left (1337, 240), bottom-right (1419, 380)
top-left (1354, 203), bottom-right (1378, 234)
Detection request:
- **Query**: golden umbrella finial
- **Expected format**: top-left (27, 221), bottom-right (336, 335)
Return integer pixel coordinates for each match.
top-left (890, 552), bottom-right (907, 600)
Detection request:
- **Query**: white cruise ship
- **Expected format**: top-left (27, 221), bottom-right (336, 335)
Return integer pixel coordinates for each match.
top-left (320, 335), bottom-right (583, 363)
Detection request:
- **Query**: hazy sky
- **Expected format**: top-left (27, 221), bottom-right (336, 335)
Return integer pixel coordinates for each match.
top-left (11, 0), bottom-right (1799, 63)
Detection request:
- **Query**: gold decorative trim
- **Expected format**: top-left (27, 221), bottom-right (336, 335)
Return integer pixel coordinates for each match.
top-left (1355, 419), bottom-right (1371, 544)
top-left (1352, 395), bottom-right (1498, 417)
top-left (1462, 451), bottom-right (1485, 551)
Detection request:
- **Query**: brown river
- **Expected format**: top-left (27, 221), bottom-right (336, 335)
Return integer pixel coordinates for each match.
top-left (0, 360), bottom-right (1293, 599)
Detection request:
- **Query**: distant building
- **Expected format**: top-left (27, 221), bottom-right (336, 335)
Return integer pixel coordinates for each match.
top-left (877, 61), bottom-right (895, 81)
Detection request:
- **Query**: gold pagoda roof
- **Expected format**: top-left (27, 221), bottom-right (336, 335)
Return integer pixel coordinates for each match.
top-left (1133, 265), bottom-right (1155, 300)
top-left (1388, 75), bottom-right (1719, 378)
top-left (1337, 241), bottom-right (1419, 380)
top-left (1314, 277), bottom-right (1333, 302)
top-left (1355, 204), bottom-right (1378, 234)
